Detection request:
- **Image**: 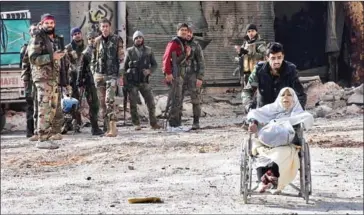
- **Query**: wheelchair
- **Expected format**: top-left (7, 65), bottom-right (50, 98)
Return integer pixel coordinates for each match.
top-left (239, 123), bottom-right (312, 204)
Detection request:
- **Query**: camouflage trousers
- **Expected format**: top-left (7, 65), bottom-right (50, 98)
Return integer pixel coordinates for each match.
top-left (181, 73), bottom-right (202, 118)
top-left (128, 83), bottom-right (157, 126)
top-left (85, 84), bottom-right (100, 127)
top-left (33, 80), bottom-right (59, 135)
top-left (52, 87), bottom-right (64, 134)
top-left (94, 73), bottom-right (117, 128)
top-left (167, 76), bottom-right (183, 127)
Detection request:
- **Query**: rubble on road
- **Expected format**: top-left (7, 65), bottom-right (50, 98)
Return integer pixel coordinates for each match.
top-left (304, 79), bottom-right (363, 118)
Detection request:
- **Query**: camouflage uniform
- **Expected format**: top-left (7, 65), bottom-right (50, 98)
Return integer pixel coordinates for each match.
top-left (236, 25), bottom-right (266, 88)
top-left (20, 42), bottom-right (35, 137)
top-left (28, 28), bottom-right (70, 141)
top-left (122, 31), bottom-right (159, 129)
top-left (183, 37), bottom-right (205, 129)
top-left (91, 33), bottom-right (124, 136)
top-left (162, 36), bottom-right (188, 128)
top-left (77, 32), bottom-right (104, 135)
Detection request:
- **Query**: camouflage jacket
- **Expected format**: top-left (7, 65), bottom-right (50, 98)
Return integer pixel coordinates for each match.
top-left (77, 45), bottom-right (95, 87)
top-left (28, 29), bottom-right (70, 85)
top-left (238, 34), bottom-right (266, 73)
top-left (91, 34), bottom-right (124, 78)
top-left (241, 61), bottom-right (307, 109)
top-left (186, 37), bottom-right (205, 80)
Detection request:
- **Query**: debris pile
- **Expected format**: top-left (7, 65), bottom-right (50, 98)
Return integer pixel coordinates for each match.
top-left (305, 80), bottom-right (363, 118)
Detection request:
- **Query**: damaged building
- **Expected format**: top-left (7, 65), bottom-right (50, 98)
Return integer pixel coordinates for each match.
top-left (1, 1), bottom-right (363, 94)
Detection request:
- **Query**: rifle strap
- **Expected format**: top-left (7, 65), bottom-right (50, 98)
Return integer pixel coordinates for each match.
top-left (172, 37), bottom-right (186, 65)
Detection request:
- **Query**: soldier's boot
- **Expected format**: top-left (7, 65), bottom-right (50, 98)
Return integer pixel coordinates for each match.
top-left (49, 133), bottom-right (63, 140)
top-left (151, 123), bottom-right (162, 130)
top-left (191, 116), bottom-right (200, 130)
top-left (28, 134), bottom-right (39, 141)
top-left (38, 132), bottom-right (51, 142)
top-left (134, 125), bottom-right (142, 131)
top-left (36, 132), bottom-right (59, 149)
top-left (106, 120), bottom-right (118, 137)
top-left (90, 117), bottom-right (104, 136)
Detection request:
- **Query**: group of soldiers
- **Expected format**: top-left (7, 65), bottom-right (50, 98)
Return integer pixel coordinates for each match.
top-left (21, 14), bottom-right (206, 149)
top-left (20, 13), bottom-right (307, 150)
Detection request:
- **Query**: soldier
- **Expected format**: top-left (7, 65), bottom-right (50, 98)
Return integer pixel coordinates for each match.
top-left (162, 23), bottom-right (190, 130)
top-left (64, 27), bottom-right (87, 132)
top-left (28, 13), bottom-right (69, 148)
top-left (91, 18), bottom-right (124, 137)
top-left (182, 24), bottom-right (205, 130)
top-left (20, 23), bottom-right (38, 138)
top-left (77, 31), bottom-right (104, 135)
top-left (122, 30), bottom-right (161, 130)
top-left (234, 24), bottom-right (266, 88)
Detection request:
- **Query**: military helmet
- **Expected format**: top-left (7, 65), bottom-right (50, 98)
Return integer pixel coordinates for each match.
top-left (132, 30), bottom-right (144, 41)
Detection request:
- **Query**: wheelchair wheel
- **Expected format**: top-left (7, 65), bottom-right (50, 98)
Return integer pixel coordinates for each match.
top-left (240, 140), bottom-right (248, 204)
top-left (300, 139), bottom-right (310, 204)
top-left (304, 139), bottom-right (312, 199)
top-left (304, 140), bottom-right (312, 195)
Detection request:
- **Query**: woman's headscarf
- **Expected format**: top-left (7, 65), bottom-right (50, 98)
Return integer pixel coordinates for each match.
top-left (247, 87), bottom-right (314, 130)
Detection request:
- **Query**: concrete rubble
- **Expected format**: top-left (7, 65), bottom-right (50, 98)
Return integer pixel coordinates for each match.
top-left (2, 80), bottom-right (363, 132)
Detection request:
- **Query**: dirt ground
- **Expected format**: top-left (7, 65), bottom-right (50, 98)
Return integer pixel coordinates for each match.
top-left (1, 114), bottom-right (363, 214)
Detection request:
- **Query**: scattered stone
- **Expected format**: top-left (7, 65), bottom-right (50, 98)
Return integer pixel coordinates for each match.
top-left (314, 105), bottom-right (333, 118)
top-left (346, 104), bottom-right (362, 115)
top-left (347, 85), bottom-right (364, 105)
top-left (128, 166), bottom-right (135, 170)
top-left (86, 176), bottom-right (92, 180)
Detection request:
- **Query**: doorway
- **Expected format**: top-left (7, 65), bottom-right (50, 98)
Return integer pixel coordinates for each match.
top-left (273, 1), bottom-right (327, 71)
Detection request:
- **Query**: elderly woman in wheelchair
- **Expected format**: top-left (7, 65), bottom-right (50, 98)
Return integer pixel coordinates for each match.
top-left (244, 87), bottom-right (314, 195)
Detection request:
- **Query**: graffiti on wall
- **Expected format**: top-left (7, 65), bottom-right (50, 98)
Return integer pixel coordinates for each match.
top-left (0, 19), bottom-right (31, 66)
top-left (70, 1), bottom-right (116, 40)
top-left (79, 2), bottom-right (114, 34)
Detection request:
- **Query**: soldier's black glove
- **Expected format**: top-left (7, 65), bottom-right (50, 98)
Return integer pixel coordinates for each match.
top-left (240, 48), bottom-right (249, 55)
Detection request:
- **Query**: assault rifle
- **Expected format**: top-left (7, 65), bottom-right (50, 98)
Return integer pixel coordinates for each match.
top-left (232, 41), bottom-right (266, 77)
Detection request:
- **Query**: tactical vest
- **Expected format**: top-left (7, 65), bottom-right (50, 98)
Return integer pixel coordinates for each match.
top-left (125, 46), bottom-right (153, 84)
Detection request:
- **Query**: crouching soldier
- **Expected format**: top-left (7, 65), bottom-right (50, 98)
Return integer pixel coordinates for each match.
top-left (77, 31), bottom-right (104, 135)
top-left (234, 24), bottom-right (266, 88)
top-left (122, 30), bottom-right (161, 130)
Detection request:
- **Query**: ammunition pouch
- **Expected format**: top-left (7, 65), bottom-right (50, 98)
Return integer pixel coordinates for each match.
top-left (125, 68), bottom-right (148, 85)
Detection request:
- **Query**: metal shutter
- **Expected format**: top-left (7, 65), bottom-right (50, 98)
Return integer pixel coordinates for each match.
top-left (126, 1), bottom-right (275, 94)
